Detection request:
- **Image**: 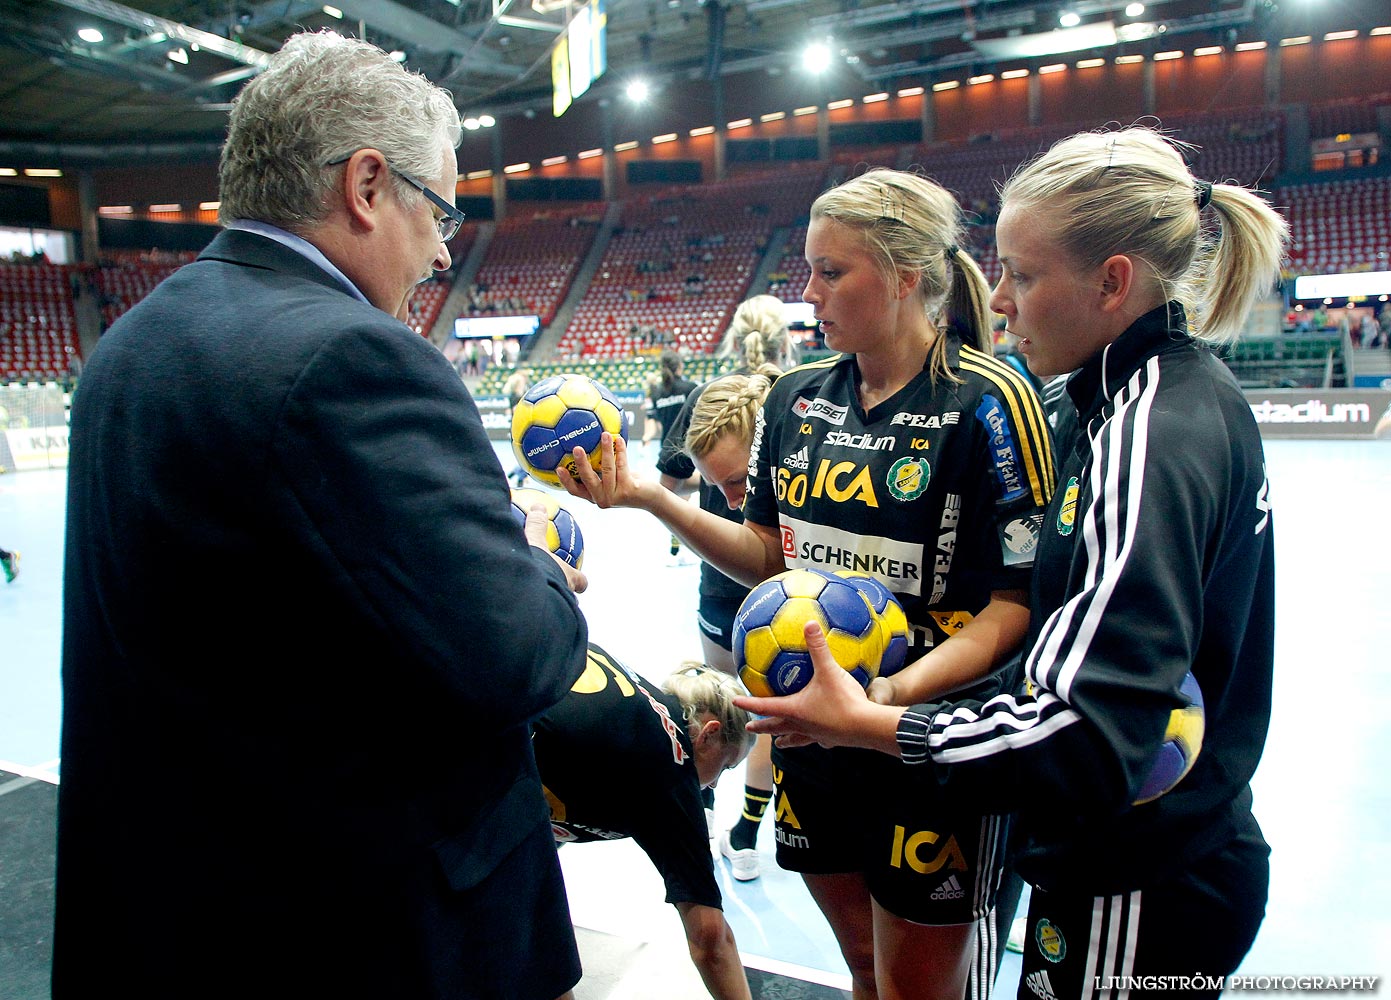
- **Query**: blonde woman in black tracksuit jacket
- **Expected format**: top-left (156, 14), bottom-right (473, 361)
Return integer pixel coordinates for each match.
top-left (736, 125), bottom-right (1289, 1000)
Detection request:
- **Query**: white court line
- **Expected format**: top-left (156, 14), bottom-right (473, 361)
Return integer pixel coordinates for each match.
top-left (0, 758), bottom-right (61, 783)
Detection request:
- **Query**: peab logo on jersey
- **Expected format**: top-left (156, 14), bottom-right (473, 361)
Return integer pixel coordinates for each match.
top-left (975, 395), bottom-right (1026, 501)
top-left (891, 411), bottom-right (961, 429)
top-left (1057, 476), bottom-right (1079, 536)
top-left (929, 494), bottom-right (961, 605)
top-left (791, 395), bottom-right (849, 425)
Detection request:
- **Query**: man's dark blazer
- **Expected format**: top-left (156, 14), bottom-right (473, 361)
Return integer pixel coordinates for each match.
top-left (55, 230), bottom-right (588, 998)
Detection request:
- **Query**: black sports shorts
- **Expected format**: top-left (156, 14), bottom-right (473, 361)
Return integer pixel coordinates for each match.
top-left (771, 745), bottom-right (1007, 925)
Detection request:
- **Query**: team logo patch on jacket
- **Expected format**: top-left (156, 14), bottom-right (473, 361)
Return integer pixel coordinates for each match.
top-left (1057, 476), bottom-right (1079, 536)
top-left (1035, 919), bottom-right (1066, 963)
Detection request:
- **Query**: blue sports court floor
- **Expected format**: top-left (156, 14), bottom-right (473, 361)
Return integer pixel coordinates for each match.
top-left (2, 436), bottom-right (1388, 996)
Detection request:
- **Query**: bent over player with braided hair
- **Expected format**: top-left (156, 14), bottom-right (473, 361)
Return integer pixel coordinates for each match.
top-left (532, 644), bottom-right (755, 1000)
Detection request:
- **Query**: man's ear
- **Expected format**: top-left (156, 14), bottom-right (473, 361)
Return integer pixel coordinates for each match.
top-left (340, 148), bottom-right (391, 232)
top-left (1097, 254), bottom-right (1136, 314)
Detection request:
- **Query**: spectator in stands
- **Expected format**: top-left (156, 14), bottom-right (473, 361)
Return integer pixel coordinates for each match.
top-left (643, 350), bottom-right (698, 563)
top-left (1359, 312), bottom-right (1380, 349)
top-left (736, 125), bottom-right (1288, 1000)
top-left (505, 367), bottom-right (534, 486)
top-left (1311, 305), bottom-right (1330, 330)
top-left (57, 31), bottom-right (588, 1000)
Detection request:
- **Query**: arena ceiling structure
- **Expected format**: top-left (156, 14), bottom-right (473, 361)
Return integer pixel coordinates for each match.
top-left (0, 0), bottom-right (1381, 160)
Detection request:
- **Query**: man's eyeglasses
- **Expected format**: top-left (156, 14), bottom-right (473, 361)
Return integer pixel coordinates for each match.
top-left (389, 166), bottom-right (465, 243)
top-left (325, 155), bottom-right (464, 243)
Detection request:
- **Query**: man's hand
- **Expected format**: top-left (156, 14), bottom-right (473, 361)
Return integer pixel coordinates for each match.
top-left (523, 503), bottom-right (587, 593)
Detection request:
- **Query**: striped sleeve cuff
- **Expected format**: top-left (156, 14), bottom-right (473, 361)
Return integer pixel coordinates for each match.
top-left (896, 709), bottom-right (933, 765)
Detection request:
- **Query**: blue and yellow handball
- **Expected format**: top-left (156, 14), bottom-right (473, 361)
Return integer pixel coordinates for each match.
top-left (1133, 672), bottom-right (1205, 805)
top-left (833, 571), bottom-right (910, 678)
top-left (510, 373), bottom-right (628, 488)
top-left (733, 568), bottom-right (886, 698)
top-left (510, 487), bottom-right (585, 569)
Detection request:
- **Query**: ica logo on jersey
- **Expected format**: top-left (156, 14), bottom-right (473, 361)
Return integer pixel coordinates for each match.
top-left (888, 826), bottom-right (968, 875)
top-left (776, 459), bottom-right (879, 508)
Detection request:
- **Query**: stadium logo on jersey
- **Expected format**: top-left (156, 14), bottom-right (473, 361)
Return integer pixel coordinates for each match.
top-left (824, 430), bottom-right (896, 451)
top-left (886, 456), bottom-right (931, 502)
top-left (783, 446), bottom-right (810, 470)
top-left (1024, 970), bottom-right (1060, 1000)
top-left (929, 494), bottom-right (960, 605)
top-left (1034, 919), bottom-right (1067, 964)
top-left (891, 411), bottom-right (961, 429)
top-left (1002, 515), bottom-right (1042, 565)
top-left (780, 515), bottom-right (925, 595)
top-left (888, 826), bottom-right (968, 874)
top-left (791, 395), bottom-right (849, 425)
top-left (930, 874), bottom-right (966, 901)
top-left (975, 395), bottom-right (1026, 501)
top-left (1057, 476), bottom-right (1079, 536)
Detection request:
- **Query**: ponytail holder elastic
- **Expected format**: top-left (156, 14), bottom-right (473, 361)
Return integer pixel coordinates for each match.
top-left (1194, 180), bottom-right (1213, 210)
top-left (946, 244), bottom-right (960, 257)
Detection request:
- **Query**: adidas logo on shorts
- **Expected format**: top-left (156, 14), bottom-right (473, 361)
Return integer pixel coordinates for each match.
top-left (1024, 970), bottom-right (1059, 1000)
top-left (930, 874), bottom-right (965, 901)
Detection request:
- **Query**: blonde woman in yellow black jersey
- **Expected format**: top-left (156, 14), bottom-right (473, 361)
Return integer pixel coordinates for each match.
top-left (559, 168), bottom-right (1056, 1000)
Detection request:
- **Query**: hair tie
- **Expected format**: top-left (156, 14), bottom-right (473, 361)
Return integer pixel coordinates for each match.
top-left (1194, 180), bottom-right (1213, 210)
top-left (946, 244), bottom-right (959, 258)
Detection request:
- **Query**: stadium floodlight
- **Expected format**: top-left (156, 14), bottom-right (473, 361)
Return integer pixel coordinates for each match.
top-left (626, 79), bottom-right (649, 102)
top-left (1059, 10), bottom-right (1081, 27)
top-left (802, 41), bottom-right (833, 74)
top-left (1125, 3), bottom-right (1144, 16)
top-left (77, 27), bottom-right (103, 43)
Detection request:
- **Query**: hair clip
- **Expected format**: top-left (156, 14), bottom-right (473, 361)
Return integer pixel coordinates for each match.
top-left (879, 187), bottom-right (904, 223)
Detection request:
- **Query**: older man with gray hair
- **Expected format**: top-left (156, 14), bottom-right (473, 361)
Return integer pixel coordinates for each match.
top-left (56, 31), bottom-right (587, 1000)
